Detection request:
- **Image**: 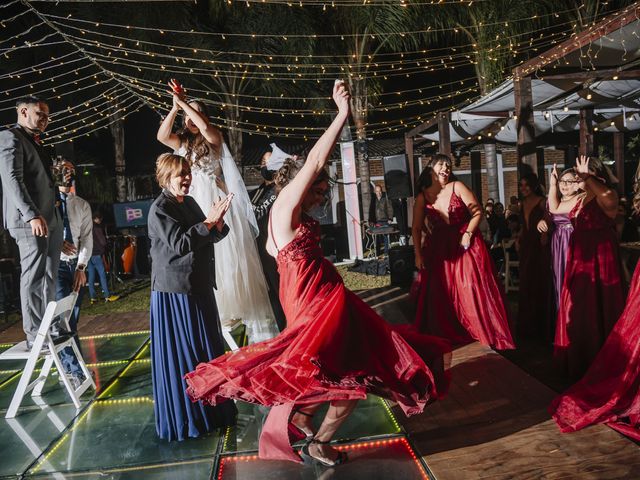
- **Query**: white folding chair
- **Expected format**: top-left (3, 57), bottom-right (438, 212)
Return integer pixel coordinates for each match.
top-left (0, 292), bottom-right (96, 418)
top-left (502, 239), bottom-right (519, 292)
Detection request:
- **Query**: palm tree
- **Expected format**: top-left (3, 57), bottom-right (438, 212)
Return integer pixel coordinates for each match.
top-left (318, 3), bottom-right (427, 221)
top-left (431, 1), bottom-right (549, 198)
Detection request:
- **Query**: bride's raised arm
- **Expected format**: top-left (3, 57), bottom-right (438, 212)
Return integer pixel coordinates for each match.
top-left (275, 82), bottom-right (350, 214)
top-left (177, 98), bottom-right (222, 150)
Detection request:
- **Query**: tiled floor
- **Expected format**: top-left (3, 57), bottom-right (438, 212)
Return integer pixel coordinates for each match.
top-left (0, 331), bottom-right (432, 479)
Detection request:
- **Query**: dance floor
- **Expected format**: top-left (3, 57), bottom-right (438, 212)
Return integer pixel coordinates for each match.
top-left (1, 288), bottom-right (640, 479)
top-left (0, 330), bottom-right (432, 479)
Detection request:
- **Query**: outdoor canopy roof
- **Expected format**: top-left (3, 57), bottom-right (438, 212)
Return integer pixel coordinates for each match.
top-left (420, 5), bottom-right (640, 145)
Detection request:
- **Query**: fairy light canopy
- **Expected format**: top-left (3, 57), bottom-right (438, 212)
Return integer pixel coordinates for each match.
top-left (0, 0), bottom-right (633, 146)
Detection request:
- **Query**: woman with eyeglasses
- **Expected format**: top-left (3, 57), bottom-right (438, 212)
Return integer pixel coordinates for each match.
top-left (537, 165), bottom-right (583, 312)
top-left (553, 156), bottom-right (625, 379)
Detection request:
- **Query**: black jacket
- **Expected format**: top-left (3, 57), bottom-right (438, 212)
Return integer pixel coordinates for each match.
top-left (148, 190), bottom-right (229, 295)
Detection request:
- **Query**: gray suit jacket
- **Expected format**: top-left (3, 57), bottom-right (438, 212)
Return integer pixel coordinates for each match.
top-left (0, 125), bottom-right (58, 229)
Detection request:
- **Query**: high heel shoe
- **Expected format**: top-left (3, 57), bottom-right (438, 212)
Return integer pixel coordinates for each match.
top-left (289, 408), bottom-right (315, 441)
top-left (300, 439), bottom-right (348, 467)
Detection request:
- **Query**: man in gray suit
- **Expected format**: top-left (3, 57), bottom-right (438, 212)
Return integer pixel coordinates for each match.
top-left (0, 96), bottom-right (63, 348)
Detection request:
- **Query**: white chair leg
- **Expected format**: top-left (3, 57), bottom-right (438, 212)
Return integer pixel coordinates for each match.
top-left (50, 349), bottom-right (81, 409)
top-left (32, 355), bottom-right (54, 397)
top-left (70, 341), bottom-right (96, 390)
top-left (5, 337), bottom-right (45, 419)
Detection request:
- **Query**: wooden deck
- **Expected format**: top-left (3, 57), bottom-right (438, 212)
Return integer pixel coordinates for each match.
top-left (360, 286), bottom-right (640, 480)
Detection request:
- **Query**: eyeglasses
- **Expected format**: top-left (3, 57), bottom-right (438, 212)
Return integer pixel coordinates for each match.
top-left (559, 180), bottom-right (579, 185)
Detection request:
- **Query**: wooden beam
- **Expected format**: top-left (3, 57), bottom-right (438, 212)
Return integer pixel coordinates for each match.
top-left (614, 132), bottom-right (625, 195)
top-left (438, 111), bottom-right (452, 156)
top-left (406, 116), bottom-right (438, 139)
top-left (514, 76), bottom-right (537, 175)
top-left (514, 4), bottom-right (640, 78)
top-left (579, 107), bottom-right (595, 158)
top-left (541, 69), bottom-right (640, 81)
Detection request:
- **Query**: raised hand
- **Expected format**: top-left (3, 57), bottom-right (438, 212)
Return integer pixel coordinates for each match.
top-left (206, 193), bottom-right (234, 227)
top-left (551, 164), bottom-right (558, 184)
top-left (167, 79), bottom-right (186, 108)
top-left (576, 155), bottom-right (590, 179)
top-left (332, 80), bottom-right (350, 115)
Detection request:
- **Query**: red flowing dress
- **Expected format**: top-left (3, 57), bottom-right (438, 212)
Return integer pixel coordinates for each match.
top-left (413, 184), bottom-right (514, 350)
top-left (554, 197), bottom-right (625, 379)
top-left (550, 261), bottom-right (640, 440)
top-left (185, 215), bottom-right (450, 462)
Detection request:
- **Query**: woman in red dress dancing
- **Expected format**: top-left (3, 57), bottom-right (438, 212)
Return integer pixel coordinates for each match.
top-left (185, 82), bottom-right (450, 467)
top-left (549, 182), bottom-right (640, 440)
top-left (412, 155), bottom-right (514, 350)
top-left (554, 156), bottom-right (625, 379)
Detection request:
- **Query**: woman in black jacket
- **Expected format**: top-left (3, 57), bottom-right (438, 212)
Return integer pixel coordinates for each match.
top-left (148, 153), bottom-right (236, 441)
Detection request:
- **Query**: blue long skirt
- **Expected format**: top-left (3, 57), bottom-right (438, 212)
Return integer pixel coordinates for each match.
top-left (151, 290), bottom-right (237, 441)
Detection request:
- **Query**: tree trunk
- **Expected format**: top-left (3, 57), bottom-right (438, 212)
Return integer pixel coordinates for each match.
top-left (351, 78), bottom-right (371, 223)
top-left (109, 103), bottom-right (127, 202)
top-left (484, 141), bottom-right (499, 201)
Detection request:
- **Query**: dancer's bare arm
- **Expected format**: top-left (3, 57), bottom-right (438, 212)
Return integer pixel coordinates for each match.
top-left (271, 82), bottom-right (350, 240)
top-left (456, 181), bottom-right (482, 249)
top-left (157, 94), bottom-right (182, 150)
top-left (576, 155), bottom-right (618, 218)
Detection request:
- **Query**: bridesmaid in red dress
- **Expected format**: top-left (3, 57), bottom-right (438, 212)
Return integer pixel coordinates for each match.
top-left (517, 173), bottom-right (553, 341)
top-left (550, 185), bottom-right (640, 440)
top-left (550, 260), bottom-right (640, 440)
top-left (185, 82), bottom-right (450, 467)
top-left (554, 156), bottom-right (625, 379)
top-left (412, 155), bottom-right (514, 350)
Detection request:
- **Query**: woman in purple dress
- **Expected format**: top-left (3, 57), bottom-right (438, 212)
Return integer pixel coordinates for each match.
top-left (537, 165), bottom-right (583, 311)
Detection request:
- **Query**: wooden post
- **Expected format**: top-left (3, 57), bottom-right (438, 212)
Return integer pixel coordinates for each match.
top-left (471, 151), bottom-right (483, 204)
top-left (405, 135), bottom-right (415, 196)
top-left (514, 76), bottom-right (537, 176)
top-left (484, 141), bottom-right (499, 201)
top-left (536, 148), bottom-right (546, 188)
top-left (613, 131), bottom-right (625, 195)
top-left (438, 111), bottom-right (451, 157)
top-left (579, 107), bottom-right (594, 158)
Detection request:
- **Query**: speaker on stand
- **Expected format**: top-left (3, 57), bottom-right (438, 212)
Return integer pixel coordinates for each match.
top-left (383, 154), bottom-right (412, 200)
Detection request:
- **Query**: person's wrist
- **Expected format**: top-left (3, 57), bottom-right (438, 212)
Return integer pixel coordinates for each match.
top-left (76, 264), bottom-right (86, 272)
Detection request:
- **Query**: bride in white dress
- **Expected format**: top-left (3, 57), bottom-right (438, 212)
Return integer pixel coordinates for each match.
top-left (157, 88), bottom-right (279, 344)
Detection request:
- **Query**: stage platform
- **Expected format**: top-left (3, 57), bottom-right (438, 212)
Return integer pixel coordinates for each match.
top-left (0, 288), bottom-right (639, 479)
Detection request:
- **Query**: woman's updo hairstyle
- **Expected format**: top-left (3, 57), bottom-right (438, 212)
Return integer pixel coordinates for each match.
top-left (156, 153), bottom-right (189, 189)
top-left (273, 157), bottom-right (330, 193)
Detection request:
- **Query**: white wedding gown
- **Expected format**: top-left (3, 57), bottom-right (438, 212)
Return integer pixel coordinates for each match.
top-left (177, 144), bottom-right (279, 344)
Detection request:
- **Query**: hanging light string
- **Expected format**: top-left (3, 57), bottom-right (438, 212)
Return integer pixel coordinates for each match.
top-left (1, 63), bottom-right (97, 95)
top-left (112, 69), bottom-right (480, 114)
top-left (0, 51), bottom-right (85, 80)
top-left (19, 0), bottom-right (160, 116)
top-left (46, 94), bottom-right (139, 136)
top-left (60, 26), bottom-right (570, 76)
top-left (47, 14), bottom-right (578, 62)
top-left (46, 102), bottom-right (145, 145)
top-left (40, 8), bottom-right (580, 39)
top-left (121, 79), bottom-right (477, 135)
top-left (0, 73), bottom-right (115, 112)
top-left (0, 20), bottom-right (46, 47)
top-left (46, 84), bottom-right (125, 124)
top-left (0, 0), bottom-right (21, 9)
top-left (235, 0), bottom-right (496, 5)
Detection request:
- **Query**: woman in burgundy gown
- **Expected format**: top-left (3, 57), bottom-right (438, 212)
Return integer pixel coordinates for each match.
top-left (550, 259), bottom-right (640, 440)
top-left (185, 82), bottom-right (450, 467)
top-left (537, 166), bottom-right (582, 311)
top-left (412, 154), bottom-right (514, 350)
top-left (554, 156), bottom-right (625, 379)
top-left (517, 173), bottom-right (553, 341)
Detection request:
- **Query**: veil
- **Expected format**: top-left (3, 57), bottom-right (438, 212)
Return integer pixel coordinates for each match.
top-left (220, 143), bottom-right (259, 238)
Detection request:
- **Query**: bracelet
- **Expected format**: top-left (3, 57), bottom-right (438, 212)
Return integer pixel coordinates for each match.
top-left (464, 231), bottom-right (473, 237)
